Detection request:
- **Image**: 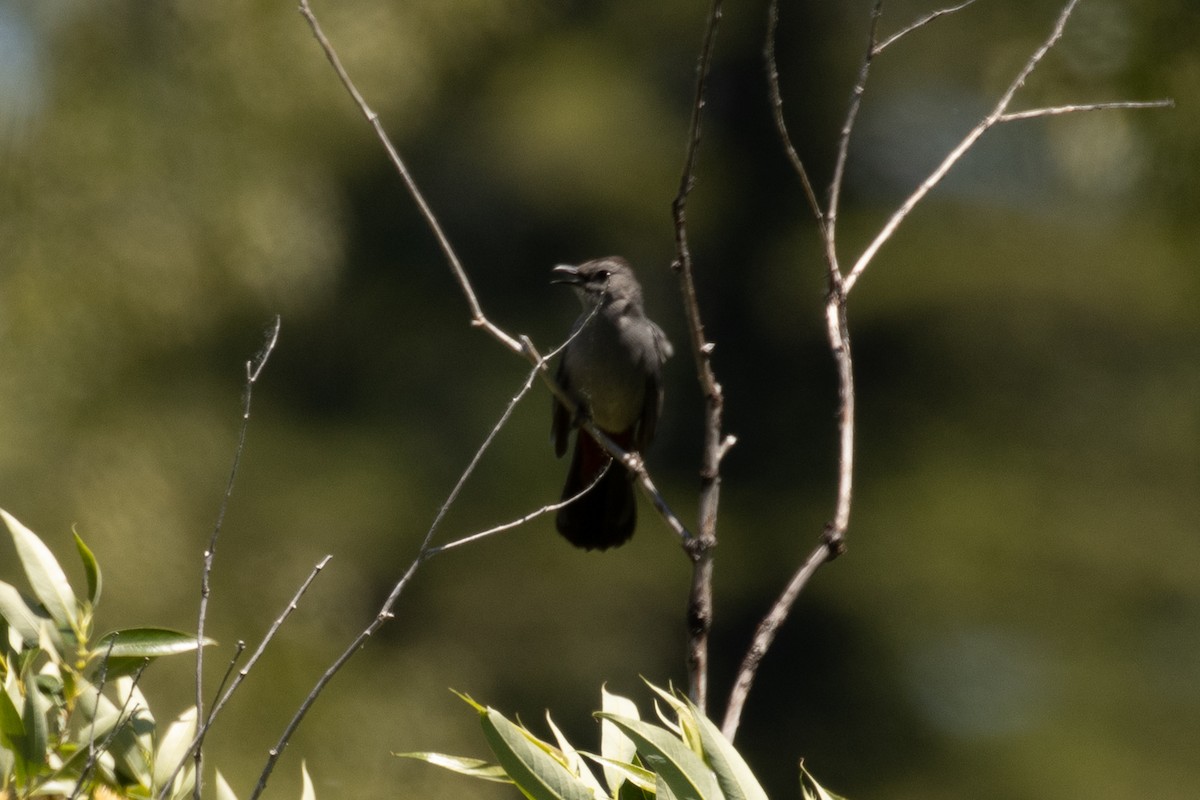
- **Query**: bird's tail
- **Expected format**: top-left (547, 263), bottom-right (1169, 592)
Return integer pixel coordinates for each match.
top-left (556, 430), bottom-right (636, 550)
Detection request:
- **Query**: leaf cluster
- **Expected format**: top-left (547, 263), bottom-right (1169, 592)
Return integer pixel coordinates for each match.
top-left (401, 682), bottom-right (844, 800)
top-left (0, 510), bottom-right (315, 800)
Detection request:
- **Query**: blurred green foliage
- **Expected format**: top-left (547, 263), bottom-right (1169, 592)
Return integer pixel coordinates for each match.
top-left (1, 0), bottom-right (1197, 798)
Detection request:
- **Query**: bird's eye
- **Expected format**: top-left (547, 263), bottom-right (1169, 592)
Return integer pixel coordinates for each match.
top-left (594, 270), bottom-right (611, 281)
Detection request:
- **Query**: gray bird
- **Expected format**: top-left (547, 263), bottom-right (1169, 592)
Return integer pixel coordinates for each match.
top-left (551, 256), bottom-right (673, 549)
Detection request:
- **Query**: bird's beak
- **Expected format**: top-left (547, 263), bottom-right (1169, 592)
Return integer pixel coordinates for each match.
top-left (551, 264), bottom-right (581, 285)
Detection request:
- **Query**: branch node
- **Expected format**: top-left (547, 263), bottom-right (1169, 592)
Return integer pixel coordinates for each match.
top-left (821, 523), bottom-right (847, 559)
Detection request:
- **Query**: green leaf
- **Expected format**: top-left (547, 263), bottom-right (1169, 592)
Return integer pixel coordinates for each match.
top-left (154, 707), bottom-right (198, 792)
top-left (584, 754), bottom-right (655, 793)
top-left (21, 670), bottom-right (50, 767)
top-left (92, 628), bottom-right (213, 679)
top-left (98, 628), bottom-right (214, 659)
top-left (598, 714), bottom-right (721, 800)
top-left (394, 752), bottom-right (513, 784)
top-left (681, 696), bottom-right (768, 800)
top-left (73, 529), bottom-right (103, 608)
top-left (300, 760), bottom-right (317, 800)
top-left (106, 677), bottom-right (156, 787)
top-left (0, 581), bottom-right (46, 644)
top-left (600, 685), bottom-right (640, 794)
top-left (214, 769), bottom-right (240, 800)
top-left (546, 711), bottom-right (607, 796)
top-left (800, 763), bottom-right (848, 800)
top-left (480, 706), bottom-right (597, 800)
top-left (0, 679), bottom-right (24, 740)
top-left (2, 509), bottom-right (78, 631)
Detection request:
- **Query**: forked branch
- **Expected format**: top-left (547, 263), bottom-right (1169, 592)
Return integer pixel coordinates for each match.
top-left (721, 0), bottom-right (1171, 742)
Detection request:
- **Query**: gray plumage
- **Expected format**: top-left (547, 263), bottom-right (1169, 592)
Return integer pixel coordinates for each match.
top-left (551, 256), bottom-right (672, 549)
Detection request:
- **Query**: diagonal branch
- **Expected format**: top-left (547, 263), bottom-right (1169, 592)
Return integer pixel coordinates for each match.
top-left (843, 0), bottom-right (1089, 295)
top-left (725, 0), bottom-right (1172, 745)
top-left (873, 0), bottom-right (981, 55)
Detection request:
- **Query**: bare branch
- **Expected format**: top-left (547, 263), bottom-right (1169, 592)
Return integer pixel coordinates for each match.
top-left (671, 0), bottom-right (725, 712)
top-left (721, 535), bottom-right (837, 741)
top-left (160, 556), bottom-right (332, 800)
top-left (843, 0), bottom-right (1086, 295)
top-left (873, 0), bottom-right (981, 55)
top-left (193, 314), bottom-right (280, 797)
top-left (297, 0), bottom-right (521, 353)
top-left (827, 0), bottom-right (883, 248)
top-left (998, 98), bottom-right (1174, 122)
top-left (428, 462), bottom-right (616, 555)
top-left (726, 0), bottom-right (1172, 745)
top-left (764, 0), bottom-right (827, 233)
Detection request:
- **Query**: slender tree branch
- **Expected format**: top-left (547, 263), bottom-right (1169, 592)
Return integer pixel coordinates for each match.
top-left (827, 0), bottom-right (882, 247)
top-left (670, 0), bottom-right (725, 712)
top-left (160, 557), bottom-right (332, 800)
top-left (298, 1), bottom-right (520, 353)
top-left (192, 314), bottom-right (280, 798)
top-left (723, 0), bottom-right (1172, 744)
top-left (843, 0), bottom-right (1084, 295)
top-left (764, 0), bottom-right (827, 237)
top-left (428, 461), bottom-right (615, 556)
top-left (997, 98), bottom-right (1173, 122)
top-left (873, 0), bottom-right (980, 55)
top-left (721, 536), bottom-right (835, 740)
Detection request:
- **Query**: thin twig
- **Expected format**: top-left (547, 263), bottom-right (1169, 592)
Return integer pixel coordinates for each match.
top-left (843, 0), bottom-right (1085, 295)
top-left (159, 557), bottom-right (332, 800)
top-left (873, 0), bottom-right (980, 55)
top-left (297, 1), bottom-right (520, 353)
top-left (428, 461), bottom-right (615, 556)
top-left (193, 315), bottom-right (280, 798)
top-left (721, 538), bottom-right (833, 740)
top-left (764, 0), bottom-right (827, 236)
top-left (723, 0), bottom-right (1172, 744)
top-left (68, 637), bottom-right (119, 800)
top-left (997, 98), bottom-right (1174, 122)
top-left (670, 0), bottom-right (725, 712)
top-left (67, 659), bottom-right (150, 800)
top-left (826, 0), bottom-right (883, 247)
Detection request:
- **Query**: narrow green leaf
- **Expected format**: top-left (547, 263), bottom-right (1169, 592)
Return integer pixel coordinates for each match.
top-left (98, 627), bottom-right (214, 659)
top-left (21, 672), bottom-right (50, 766)
top-left (153, 707), bottom-right (198, 792)
top-left (681, 696), bottom-right (768, 800)
top-left (73, 529), bottom-right (103, 608)
top-left (0, 581), bottom-right (45, 644)
top-left (300, 760), bottom-right (316, 800)
top-left (2, 510), bottom-right (78, 630)
top-left (600, 685), bottom-right (640, 794)
top-left (644, 683), bottom-right (701, 756)
top-left (598, 714), bottom-right (720, 800)
top-left (800, 763), bottom-right (848, 800)
top-left (0, 680), bottom-right (24, 740)
top-left (481, 706), bottom-right (596, 800)
top-left (546, 711), bottom-right (607, 796)
top-left (106, 677), bottom-right (155, 787)
top-left (394, 752), bottom-right (513, 783)
top-left (214, 769), bottom-right (240, 800)
top-left (584, 754), bottom-right (655, 793)
top-left (617, 781), bottom-right (654, 800)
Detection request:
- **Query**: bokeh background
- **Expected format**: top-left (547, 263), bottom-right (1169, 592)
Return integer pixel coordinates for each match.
top-left (2, 0), bottom-right (1197, 797)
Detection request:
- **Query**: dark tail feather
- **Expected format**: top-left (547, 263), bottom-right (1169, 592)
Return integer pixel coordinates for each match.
top-left (556, 433), bottom-right (636, 550)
